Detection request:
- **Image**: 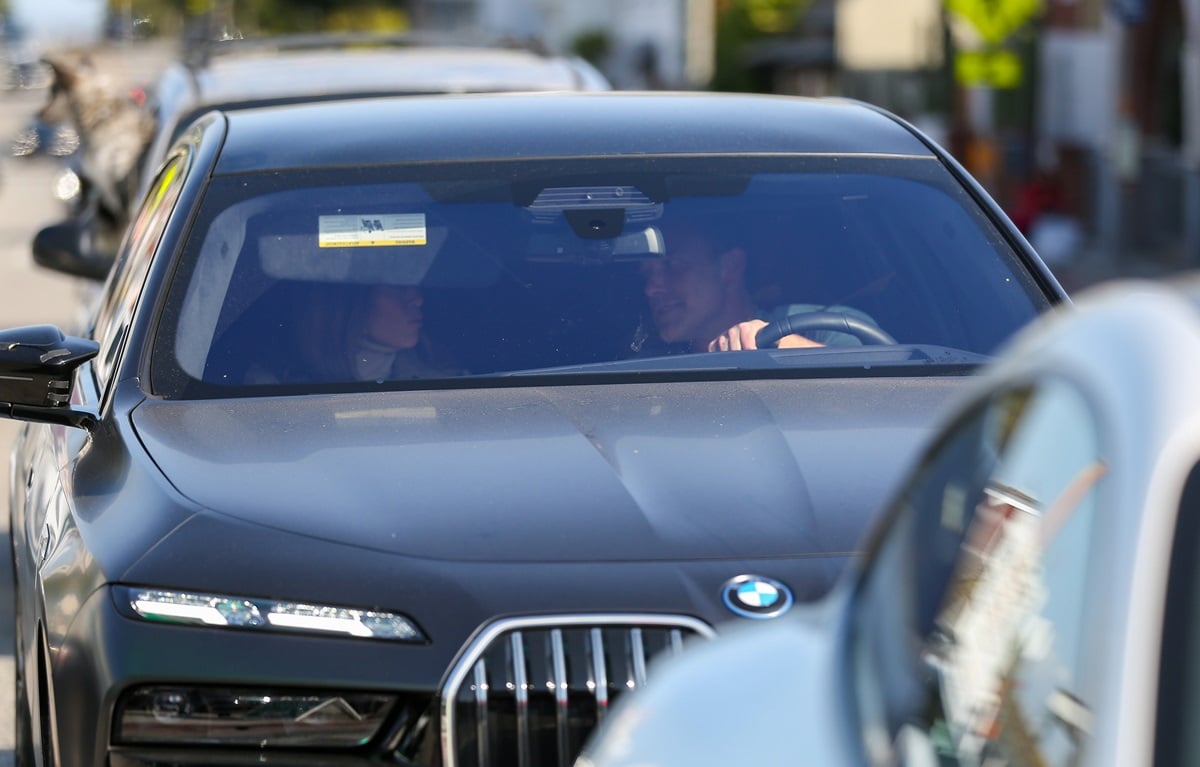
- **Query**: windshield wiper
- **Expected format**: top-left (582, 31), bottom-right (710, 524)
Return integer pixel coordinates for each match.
top-left (487, 344), bottom-right (992, 378)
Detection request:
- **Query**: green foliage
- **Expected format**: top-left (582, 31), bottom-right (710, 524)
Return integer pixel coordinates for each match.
top-left (110, 0), bottom-right (411, 37)
top-left (236, 0), bottom-right (410, 34)
top-left (711, 0), bottom-right (810, 92)
top-left (743, 0), bottom-right (804, 34)
top-left (326, 6), bottom-right (409, 33)
top-left (237, 0), bottom-right (327, 35)
top-left (570, 28), bottom-right (611, 65)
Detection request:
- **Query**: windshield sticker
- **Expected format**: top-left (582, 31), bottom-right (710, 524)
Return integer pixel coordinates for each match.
top-left (318, 213), bottom-right (427, 248)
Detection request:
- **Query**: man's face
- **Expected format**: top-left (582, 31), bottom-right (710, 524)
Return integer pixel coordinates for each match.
top-left (640, 229), bottom-right (731, 348)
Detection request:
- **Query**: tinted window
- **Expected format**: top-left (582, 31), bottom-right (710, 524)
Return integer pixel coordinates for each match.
top-left (93, 151), bottom-right (188, 387)
top-left (150, 156), bottom-right (1050, 398)
top-left (851, 379), bottom-right (1104, 766)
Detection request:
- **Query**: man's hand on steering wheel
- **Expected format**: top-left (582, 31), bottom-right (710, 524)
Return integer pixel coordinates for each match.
top-left (755, 311), bottom-right (898, 348)
top-left (707, 319), bottom-right (824, 352)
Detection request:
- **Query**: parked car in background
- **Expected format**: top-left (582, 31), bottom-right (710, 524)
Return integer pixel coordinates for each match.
top-left (579, 275), bottom-right (1200, 767)
top-left (32, 32), bottom-right (610, 281)
top-left (138, 33), bottom-right (611, 202)
top-left (2, 90), bottom-right (1065, 767)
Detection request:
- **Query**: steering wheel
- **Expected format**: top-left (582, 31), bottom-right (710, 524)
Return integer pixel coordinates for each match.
top-left (755, 311), bottom-right (897, 348)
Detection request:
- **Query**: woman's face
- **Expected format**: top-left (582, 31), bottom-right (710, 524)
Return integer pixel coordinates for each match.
top-left (364, 285), bottom-right (424, 350)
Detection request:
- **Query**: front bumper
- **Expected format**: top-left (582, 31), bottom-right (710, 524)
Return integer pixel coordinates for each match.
top-left (53, 587), bottom-right (715, 767)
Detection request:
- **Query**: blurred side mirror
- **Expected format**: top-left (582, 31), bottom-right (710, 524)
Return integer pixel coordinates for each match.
top-left (32, 220), bottom-right (111, 281)
top-left (0, 324), bottom-right (99, 429)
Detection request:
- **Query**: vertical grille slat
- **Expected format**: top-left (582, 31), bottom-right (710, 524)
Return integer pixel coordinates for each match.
top-left (550, 628), bottom-right (571, 767)
top-left (589, 626), bottom-right (609, 723)
top-left (669, 628), bottom-right (684, 655)
top-left (472, 660), bottom-right (489, 767)
top-left (442, 615), bottom-right (715, 767)
top-left (511, 632), bottom-right (532, 767)
top-left (630, 628), bottom-right (647, 690)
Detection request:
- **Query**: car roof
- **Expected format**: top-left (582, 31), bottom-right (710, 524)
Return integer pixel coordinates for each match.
top-left (174, 45), bottom-right (609, 103)
top-left (211, 91), bottom-right (937, 174)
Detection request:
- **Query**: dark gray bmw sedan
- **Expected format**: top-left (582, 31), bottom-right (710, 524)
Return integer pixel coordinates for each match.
top-left (1, 91), bottom-right (1066, 767)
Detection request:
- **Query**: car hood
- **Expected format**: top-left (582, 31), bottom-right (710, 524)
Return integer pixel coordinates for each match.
top-left (131, 377), bottom-right (965, 563)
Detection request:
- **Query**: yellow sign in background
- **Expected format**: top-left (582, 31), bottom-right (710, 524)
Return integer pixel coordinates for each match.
top-left (956, 49), bottom-right (1023, 87)
top-left (947, 0), bottom-right (1042, 87)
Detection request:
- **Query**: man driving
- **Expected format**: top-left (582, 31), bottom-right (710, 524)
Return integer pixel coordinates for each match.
top-left (635, 218), bottom-right (877, 354)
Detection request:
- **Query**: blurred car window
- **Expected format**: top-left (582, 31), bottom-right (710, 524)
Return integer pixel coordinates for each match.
top-left (94, 148), bottom-right (190, 386)
top-left (851, 378), bottom-right (1104, 766)
top-left (1157, 458), bottom-right (1200, 767)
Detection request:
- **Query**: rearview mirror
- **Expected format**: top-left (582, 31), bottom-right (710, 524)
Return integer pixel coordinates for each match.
top-left (527, 225), bottom-right (665, 264)
top-left (0, 325), bottom-right (99, 429)
top-left (32, 220), bottom-right (112, 281)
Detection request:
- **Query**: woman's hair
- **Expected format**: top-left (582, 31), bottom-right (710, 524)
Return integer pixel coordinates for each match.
top-left (291, 283), bottom-right (372, 382)
top-left (282, 282), bottom-right (455, 383)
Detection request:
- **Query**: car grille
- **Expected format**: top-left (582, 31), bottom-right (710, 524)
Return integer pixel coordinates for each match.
top-left (440, 614), bottom-right (716, 767)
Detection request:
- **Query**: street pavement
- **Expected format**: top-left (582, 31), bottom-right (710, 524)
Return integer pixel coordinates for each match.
top-left (0, 39), bottom-right (176, 765)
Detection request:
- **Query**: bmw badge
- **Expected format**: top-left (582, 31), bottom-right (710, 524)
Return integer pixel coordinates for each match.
top-left (720, 574), bottom-right (794, 619)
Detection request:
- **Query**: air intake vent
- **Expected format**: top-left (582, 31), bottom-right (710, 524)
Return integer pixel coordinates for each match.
top-left (440, 614), bottom-right (715, 767)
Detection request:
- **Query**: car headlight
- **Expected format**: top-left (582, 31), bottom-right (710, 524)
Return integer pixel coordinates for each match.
top-left (114, 685), bottom-right (395, 747)
top-left (114, 586), bottom-right (427, 642)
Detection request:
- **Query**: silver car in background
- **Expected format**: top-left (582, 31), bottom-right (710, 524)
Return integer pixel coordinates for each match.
top-left (137, 33), bottom-right (611, 204)
top-left (33, 32), bottom-right (611, 284)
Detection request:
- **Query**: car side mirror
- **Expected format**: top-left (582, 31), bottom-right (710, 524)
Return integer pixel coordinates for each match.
top-left (0, 325), bottom-right (99, 429)
top-left (31, 220), bottom-right (112, 281)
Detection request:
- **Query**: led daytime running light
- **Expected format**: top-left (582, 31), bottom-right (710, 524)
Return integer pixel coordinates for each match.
top-left (123, 588), bottom-right (425, 642)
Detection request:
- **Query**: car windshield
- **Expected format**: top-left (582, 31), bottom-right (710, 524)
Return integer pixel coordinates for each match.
top-left (150, 155), bottom-right (1051, 398)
